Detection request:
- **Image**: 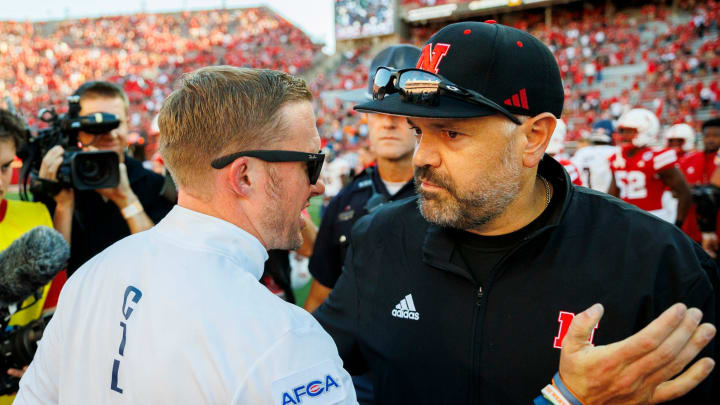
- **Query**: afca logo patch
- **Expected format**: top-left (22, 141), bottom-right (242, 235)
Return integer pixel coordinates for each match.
top-left (281, 375), bottom-right (340, 405)
top-left (271, 360), bottom-right (347, 405)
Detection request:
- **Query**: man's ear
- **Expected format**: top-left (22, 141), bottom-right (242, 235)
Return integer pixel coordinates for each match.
top-left (227, 157), bottom-right (253, 197)
top-left (522, 112), bottom-right (557, 168)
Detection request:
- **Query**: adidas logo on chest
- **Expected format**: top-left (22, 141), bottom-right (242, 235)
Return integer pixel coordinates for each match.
top-left (391, 294), bottom-right (420, 321)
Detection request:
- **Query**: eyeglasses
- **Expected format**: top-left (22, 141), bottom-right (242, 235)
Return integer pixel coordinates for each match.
top-left (211, 150), bottom-right (325, 185)
top-left (372, 66), bottom-right (522, 125)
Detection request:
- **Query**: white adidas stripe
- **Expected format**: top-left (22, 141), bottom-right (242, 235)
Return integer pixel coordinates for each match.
top-left (405, 294), bottom-right (416, 311)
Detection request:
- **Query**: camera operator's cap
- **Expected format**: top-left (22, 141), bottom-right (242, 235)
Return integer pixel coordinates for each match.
top-left (337, 44), bottom-right (422, 104)
top-left (355, 21), bottom-right (564, 119)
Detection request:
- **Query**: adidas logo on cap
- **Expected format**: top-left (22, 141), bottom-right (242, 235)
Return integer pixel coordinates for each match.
top-left (391, 294), bottom-right (420, 321)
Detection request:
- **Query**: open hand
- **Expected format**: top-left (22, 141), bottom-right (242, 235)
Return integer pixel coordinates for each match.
top-left (558, 303), bottom-right (716, 404)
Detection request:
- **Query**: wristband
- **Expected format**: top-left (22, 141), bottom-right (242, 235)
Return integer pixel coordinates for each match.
top-left (540, 383), bottom-right (571, 405)
top-left (533, 394), bottom-right (553, 404)
top-left (121, 201), bottom-right (144, 219)
top-left (552, 372), bottom-right (584, 405)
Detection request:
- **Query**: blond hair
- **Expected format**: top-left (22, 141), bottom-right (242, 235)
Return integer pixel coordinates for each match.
top-left (158, 66), bottom-right (312, 193)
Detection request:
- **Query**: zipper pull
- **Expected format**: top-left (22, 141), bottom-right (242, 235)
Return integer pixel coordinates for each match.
top-left (476, 286), bottom-right (483, 305)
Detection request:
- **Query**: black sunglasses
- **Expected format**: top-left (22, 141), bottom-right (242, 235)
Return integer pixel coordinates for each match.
top-left (372, 66), bottom-right (522, 125)
top-left (211, 150), bottom-right (325, 185)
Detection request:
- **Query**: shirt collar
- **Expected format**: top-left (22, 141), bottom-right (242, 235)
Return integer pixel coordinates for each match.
top-left (154, 205), bottom-right (269, 280)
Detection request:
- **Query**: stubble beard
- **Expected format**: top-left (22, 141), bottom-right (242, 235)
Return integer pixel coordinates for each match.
top-left (414, 137), bottom-right (522, 230)
top-left (262, 167), bottom-right (303, 251)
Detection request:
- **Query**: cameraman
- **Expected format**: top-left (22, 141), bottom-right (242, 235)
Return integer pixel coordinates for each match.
top-left (37, 81), bottom-right (174, 275)
top-left (0, 108), bottom-right (56, 405)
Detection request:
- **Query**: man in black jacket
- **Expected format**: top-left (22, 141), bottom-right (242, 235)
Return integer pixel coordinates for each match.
top-left (314, 21), bottom-right (717, 404)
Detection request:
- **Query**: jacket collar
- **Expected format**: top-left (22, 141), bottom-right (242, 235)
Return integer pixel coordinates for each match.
top-left (154, 205), bottom-right (269, 280)
top-left (124, 154), bottom-right (149, 184)
top-left (422, 155), bottom-right (573, 276)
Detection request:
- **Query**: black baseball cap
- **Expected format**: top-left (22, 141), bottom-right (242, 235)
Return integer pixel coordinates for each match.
top-left (337, 44), bottom-right (421, 104)
top-left (355, 21), bottom-right (564, 119)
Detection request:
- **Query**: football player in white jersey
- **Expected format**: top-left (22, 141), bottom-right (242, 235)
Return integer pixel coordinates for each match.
top-left (571, 120), bottom-right (617, 193)
top-left (545, 119), bottom-right (583, 186)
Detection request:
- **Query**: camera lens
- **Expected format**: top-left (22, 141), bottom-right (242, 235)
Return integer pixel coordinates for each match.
top-left (81, 157), bottom-right (100, 178)
top-left (77, 154), bottom-right (111, 187)
top-left (71, 151), bottom-right (119, 190)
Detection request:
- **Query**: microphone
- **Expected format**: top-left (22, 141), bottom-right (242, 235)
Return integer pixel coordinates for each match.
top-left (0, 226), bottom-right (69, 305)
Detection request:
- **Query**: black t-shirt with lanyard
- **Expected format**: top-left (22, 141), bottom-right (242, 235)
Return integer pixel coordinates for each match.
top-left (450, 177), bottom-right (559, 288)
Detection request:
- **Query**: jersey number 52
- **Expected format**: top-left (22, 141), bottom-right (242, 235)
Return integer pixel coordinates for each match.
top-left (615, 170), bottom-right (647, 199)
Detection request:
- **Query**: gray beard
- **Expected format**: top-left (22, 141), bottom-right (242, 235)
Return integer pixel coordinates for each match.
top-left (414, 136), bottom-right (522, 231)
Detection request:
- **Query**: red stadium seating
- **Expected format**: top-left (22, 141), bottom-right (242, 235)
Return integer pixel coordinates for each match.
top-left (405, 1), bottom-right (720, 140)
top-left (1, 7), bottom-right (320, 153)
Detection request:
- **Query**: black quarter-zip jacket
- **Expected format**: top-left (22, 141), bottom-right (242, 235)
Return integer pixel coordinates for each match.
top-left (314, 155), bottom-right (717, 405)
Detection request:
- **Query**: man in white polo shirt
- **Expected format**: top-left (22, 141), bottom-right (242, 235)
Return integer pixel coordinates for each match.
top-left (15, 66), bottom-right (356, 405)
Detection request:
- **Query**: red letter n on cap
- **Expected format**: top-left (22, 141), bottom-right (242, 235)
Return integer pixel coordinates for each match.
top-left (417, 43), bottom-right (451, 74)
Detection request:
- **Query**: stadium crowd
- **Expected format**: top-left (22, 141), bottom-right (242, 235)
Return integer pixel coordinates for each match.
top-left (407, 1), bottom-right (720, 141)
top-left (0, 7), bottom-right (319, 151)
top-left (400, 0), bottom-right (472, 8)
top-left (2, 2), bottom-right (716, 182)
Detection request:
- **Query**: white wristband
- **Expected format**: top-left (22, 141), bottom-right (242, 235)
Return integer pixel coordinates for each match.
top-left (121, 201), bottom-right (144, 219)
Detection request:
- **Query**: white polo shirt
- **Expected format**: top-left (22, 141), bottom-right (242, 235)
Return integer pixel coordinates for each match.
top-left (16, 206), bottom-right (356, 405)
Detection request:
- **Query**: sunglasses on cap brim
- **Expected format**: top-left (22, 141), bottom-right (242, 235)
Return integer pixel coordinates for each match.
top-left (211, 150), bottom-right (325, 185)
top-left (372, 67), bottom-right (522, 125)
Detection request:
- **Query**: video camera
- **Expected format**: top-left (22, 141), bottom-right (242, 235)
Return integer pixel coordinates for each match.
top-left (0, 304), bottom-right (51, 395)
top-left (18, 95), bottom-right (120, 200)
top-left (691, 184), bottom-right (720, 233)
